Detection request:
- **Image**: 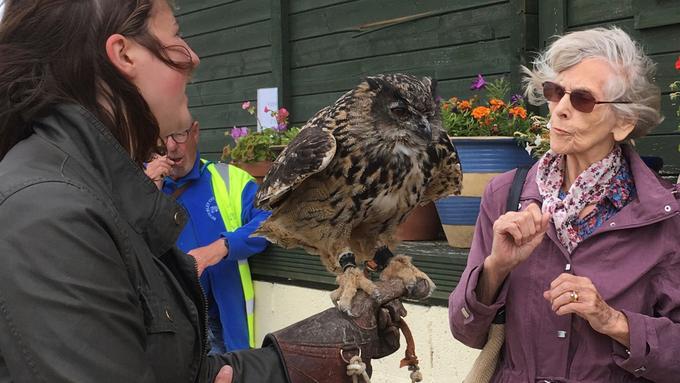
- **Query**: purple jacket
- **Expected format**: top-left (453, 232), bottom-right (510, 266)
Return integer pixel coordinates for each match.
top-left (449, 145), bottom-right (680, 382)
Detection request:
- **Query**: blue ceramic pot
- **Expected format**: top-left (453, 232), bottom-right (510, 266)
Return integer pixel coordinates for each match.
top-left (435, 137), bottom-right (536, 248)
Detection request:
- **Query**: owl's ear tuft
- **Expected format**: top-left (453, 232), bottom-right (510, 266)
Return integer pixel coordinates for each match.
top-left (426, 77), bottom-right (438, 98)
top-left (365, 76), bottom-right (387, 91)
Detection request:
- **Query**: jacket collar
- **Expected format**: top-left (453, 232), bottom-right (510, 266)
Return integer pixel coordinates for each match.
top-left (34, 104), bottom-right (188, 256)
top-left (520, 144), bottom-right (679, 229)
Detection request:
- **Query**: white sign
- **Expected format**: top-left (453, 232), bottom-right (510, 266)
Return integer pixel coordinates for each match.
top-left (256, 87), bottom-right (278, 132)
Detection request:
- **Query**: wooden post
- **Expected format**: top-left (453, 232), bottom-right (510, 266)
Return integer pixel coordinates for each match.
top-left (538, 0), bottom-right (566, 49)
top-left (271, 0), bottom-right (291, 113)
top-left (509, 0), bottom-right (539, 94)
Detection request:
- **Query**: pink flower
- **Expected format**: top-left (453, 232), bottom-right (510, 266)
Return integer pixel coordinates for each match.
top-left (231, 126), bottom-right (249, 141)
top-left (241, 101), bottom-right (251, 110)
top-left (274, 107), bottom-right (289, 125)
top-left (676, 56), bottom-right (680, 71)
top-left (263, 106), bottom-right (270, 113)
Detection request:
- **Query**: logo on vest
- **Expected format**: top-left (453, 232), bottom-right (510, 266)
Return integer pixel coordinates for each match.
top-left (205, 196), bottom-right (219, 221)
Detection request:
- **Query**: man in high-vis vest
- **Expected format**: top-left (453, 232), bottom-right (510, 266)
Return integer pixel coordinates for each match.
top-left (145, 122), bottom-right (427, 383)
top-left (147, 120), bottom-right (270, 354)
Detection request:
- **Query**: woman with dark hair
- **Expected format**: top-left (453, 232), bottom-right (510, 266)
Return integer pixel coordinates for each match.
top-left (0, 0), bottom-right (238, 381)
top-left (0, 2), bottom-right (408, 382)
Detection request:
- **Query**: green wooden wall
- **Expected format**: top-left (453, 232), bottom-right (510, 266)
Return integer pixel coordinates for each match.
top-left (176, 0), bottom-right (540, 158)
top-left (177, 0), bottom-right (679, 175)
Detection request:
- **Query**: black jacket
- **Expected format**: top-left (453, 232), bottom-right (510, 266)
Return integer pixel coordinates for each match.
top-left (0, 105), bottom-right (230, 382)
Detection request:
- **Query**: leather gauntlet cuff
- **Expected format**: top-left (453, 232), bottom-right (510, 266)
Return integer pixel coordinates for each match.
top-left (263, 306), bottom-right (378, 383)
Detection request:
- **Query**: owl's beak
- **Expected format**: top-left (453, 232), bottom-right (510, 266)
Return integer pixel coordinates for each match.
top-left (417, 118), bottom-right (432, 141)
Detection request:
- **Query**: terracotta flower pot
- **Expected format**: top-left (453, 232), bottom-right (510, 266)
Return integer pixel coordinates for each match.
top-left (396, 202), bottom-right (443, 241)
top-left (233, 160), bottom-right (273, 184)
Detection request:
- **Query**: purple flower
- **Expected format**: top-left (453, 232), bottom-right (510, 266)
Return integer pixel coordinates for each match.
top-left (275, 122), bottom-right (287, 132)
top-left (435, 95), bottom-right (443, 103)
top-left (510, 94), bottom-right (524, 105)
top-left (470, 74), bottom-right (486, 90)
top-left (231, 126), bottom-right (249, 140)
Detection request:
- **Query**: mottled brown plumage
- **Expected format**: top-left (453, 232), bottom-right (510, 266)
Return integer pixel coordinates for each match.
top-left (254, 74), bottom-right (463, 313)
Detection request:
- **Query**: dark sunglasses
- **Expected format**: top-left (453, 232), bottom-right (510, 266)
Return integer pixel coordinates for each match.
top-left (542, 81), bottom-right (631, 113)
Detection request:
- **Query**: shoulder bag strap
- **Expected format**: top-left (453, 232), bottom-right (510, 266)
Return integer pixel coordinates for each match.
top-left (493, 166), bottom-right (530, 324)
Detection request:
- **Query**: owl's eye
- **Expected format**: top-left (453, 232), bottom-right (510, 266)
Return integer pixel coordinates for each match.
top-left (391, 106), bottom-right (408, 118)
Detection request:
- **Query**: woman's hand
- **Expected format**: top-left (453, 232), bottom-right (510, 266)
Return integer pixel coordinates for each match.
top-left (487, 203), bottom-right (550, 273)
top-left (214, 365), bottom-right (233, 383)
top-left (144, 155), bottom-right (175, 189)
top-left (544, 273), bottom-right (630, 347)
top-left (476, 203), bottom-right (550, 305)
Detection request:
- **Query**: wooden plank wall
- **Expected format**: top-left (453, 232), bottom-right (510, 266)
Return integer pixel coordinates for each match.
top-left (287, 0), bottom-right (537, 124)
top-left (176, 0), bottom-right (274, 158)
top-left (177, 0), bottom-right (538, 160)
top-left (177, 0), bottom-right (679, 174)
top-left (540, 0), bottom-right (680, 176)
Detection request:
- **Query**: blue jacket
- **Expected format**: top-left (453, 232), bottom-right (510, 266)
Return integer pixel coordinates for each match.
top-left (162, 152), bottom-right (270, 351)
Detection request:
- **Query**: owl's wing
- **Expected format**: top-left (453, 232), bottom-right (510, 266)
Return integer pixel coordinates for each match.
top-left (255, 107), bottom-right (337, 209)
top-left (422, 134), bottom-right (463, 202)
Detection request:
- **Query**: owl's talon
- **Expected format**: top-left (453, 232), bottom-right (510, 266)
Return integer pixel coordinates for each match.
top-left (380, 255), bottom-right (435, 301)
top-left (333, 264), bottom-right (379, 316)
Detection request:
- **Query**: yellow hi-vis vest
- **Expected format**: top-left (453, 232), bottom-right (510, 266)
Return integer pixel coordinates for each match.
top-left (203, 160), bottom-right (256, 348)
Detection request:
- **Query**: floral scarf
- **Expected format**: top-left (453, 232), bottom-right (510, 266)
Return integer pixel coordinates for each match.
top-left (536, 145), bottom-right (623, 253)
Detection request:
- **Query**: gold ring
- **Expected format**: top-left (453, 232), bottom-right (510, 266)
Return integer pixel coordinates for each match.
top-left (569, 290), bottom-right (579, 303)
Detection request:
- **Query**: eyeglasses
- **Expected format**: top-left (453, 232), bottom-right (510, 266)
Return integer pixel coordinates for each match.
top-left (163, 127), bottom-right (191, 144)
top-left (542, 81), bottom-right (631, 113)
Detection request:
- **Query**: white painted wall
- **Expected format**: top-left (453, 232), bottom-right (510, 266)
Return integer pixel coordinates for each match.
top-left (254, 281), bottom-right (479, 383)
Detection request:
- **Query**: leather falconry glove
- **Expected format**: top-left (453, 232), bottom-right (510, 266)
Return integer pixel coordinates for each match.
top-left (261, 278), bottom-right (430, 383)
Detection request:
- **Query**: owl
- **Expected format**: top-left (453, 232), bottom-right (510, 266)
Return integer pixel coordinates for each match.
top-left (254, 73), bottom-right (463, 314)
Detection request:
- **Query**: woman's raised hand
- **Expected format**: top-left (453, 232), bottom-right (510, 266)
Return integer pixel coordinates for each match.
top-left (487, 203), bottom-right (550, 273)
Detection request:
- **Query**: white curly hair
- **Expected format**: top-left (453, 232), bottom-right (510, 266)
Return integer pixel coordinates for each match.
top-left (523, 27), bottom-right (663, 138)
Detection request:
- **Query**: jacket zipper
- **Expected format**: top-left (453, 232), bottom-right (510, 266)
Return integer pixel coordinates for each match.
top-left (190, 256), bottom-right (210, 377)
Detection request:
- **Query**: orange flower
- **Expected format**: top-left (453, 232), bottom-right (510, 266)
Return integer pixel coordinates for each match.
top-left (458, 100), bottom-right (472, 110)
top-left (442, 103), bottom-right (451, 111)
top-left (489, 99), bottom-right (505, 111)
top-left (509, 106), bottom-right (527, 119)
top-left (471, 106), bottom-right (491, 120)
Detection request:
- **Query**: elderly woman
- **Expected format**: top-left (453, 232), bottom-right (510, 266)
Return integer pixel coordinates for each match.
top-left (449, 27), bottom-right (679, 382)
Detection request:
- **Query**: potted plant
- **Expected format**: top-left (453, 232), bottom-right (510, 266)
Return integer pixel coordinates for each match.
top-left (222, 101), bottom-right (300, 183)
top-left (435, 75), bottom-right (549, 248)
top-left (670, 56), bottom-right (680, 183)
